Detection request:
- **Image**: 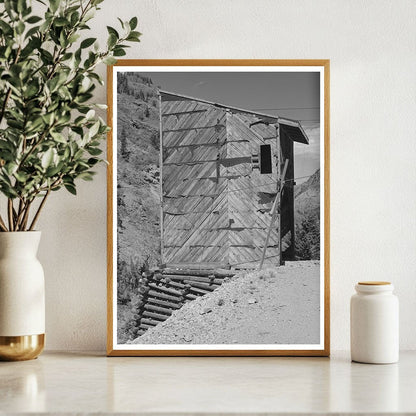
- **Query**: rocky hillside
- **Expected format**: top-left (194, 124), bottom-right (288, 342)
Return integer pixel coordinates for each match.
top-left (294, 169), bottom-right (320, 260)
top-left (117, 73), bottom-right (161, 306)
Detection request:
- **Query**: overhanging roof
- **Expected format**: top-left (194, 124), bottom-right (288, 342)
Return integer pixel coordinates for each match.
top-left (160, 90), bottom-right (309, 145)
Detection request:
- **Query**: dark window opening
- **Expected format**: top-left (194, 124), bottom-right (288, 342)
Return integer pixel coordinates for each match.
top-left (259, 144), bottom-right (272, 174)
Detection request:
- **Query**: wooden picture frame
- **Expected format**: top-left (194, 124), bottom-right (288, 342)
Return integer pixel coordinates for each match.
top-left (107, 60), bottom-right (330, 356)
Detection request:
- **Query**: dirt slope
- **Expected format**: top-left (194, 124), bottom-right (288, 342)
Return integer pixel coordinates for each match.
top-left (132, 261), bottom-right (320, 345)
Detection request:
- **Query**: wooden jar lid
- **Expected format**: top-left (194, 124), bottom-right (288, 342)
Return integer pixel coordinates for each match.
top-left (358, 281), bottom-right (391, 285)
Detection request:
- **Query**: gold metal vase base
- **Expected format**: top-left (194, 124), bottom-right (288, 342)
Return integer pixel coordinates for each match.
top-left (0, 334), bottom-right (45, 361)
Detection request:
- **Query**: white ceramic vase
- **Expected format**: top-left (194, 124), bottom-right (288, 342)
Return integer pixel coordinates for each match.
top-left (0, 231), bottom-right (45, 360)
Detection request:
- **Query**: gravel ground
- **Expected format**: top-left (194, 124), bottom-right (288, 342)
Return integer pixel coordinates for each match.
top-left (131, 261), bottom-right (321, 345)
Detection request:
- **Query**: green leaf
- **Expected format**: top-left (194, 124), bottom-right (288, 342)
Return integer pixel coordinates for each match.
top-left (41, 148), bottom-right (54, 169)
top-left (77, 171), bottom-right (95, 181)
top-left (49, 0), bottom-right (60, 13)
top-left (26, 15), bottom-right (42, 24)
top-left (5, 162), bottom-right (18, 176)
top-left (25, 117), bottom-right (44, 134)
top-left (24, 83), bottom-right (39, 98)
top-left (113, 47), bottom-right (126, 57)
top-left (70, 11), bottom-right (80, 26)
top-left (0, 20), bottom-right (13, 35)
top-left (85, 109), bottom-right (95, 120)
top-left (64, 183), bottom-right (77, 195)
top-left (80, 37), bottom-right (96, 49)
top-left (117, 17), bottom-right (125, 29)
top-left (129, 17), bottom-right (138, 30)
top-left (106, 26), bottom-right (119, 38)
top-left (25, 25), bottom-right (40, 38)
top-left (87, 158), bottom-right (100, 166)
top-left (103, 56), bottom-right (117, 65)
top-left (89, 120), bottom-right (100, 138)
top-left (87, 147), bottom-right (102, 156)
top-left (45, 164), bottom-right (62, 177)
top-left (17, 0), bottom-right (26, 14)
top-left (107, 33), bottom-right (117, 49)
top-left (54, 17), bottom-right (69, 27)
top-left (126, 31), bottom-right (141, 42)
top-left (4, 1), bottom-right (16, 19)
top-left (50, 131), bottom-right (67, 143)
top-left (68, 33), bottom-right (80, 44)
top-left (42, 112), bottom-right (54, 125)
top-left (14, 171), bottom-right (28, 183)
top-left (16, 21), bottom-right (25, 35)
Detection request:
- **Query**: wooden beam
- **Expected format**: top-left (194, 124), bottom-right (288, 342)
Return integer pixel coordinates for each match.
top-left (147, 290), bottom-right (182, 302)
top-left (185, 281), bottom-right (220, 291)
top-left (148, 283), bottom-right (183, 296)
top-left (162, 109), bottom-right (207, 117)
top-left (146, 297), bottom-right (181, 309)
top-left (140, 318), bottom-right (159, 326)
top-left (164, 142), bottom-right (219, 149)
top-left (142, 310), bottom-right (170, 321)
top-left (159, 93), bottom-right (165, 265)
top-left (162, 274), bottom-right (224, 285)
top-left (161, 268), bottom-right (235, 277)
top-left (163, 262), bottom-right (230, 270)
top-left (144, 304), bottom-right (174, 316)
top-left (259, 125), bottom-right (288, 270)
top-left (163, 124), bottom-right (225, 134)
top-left (279, 158), bottom-right (289, 265)
top-left (281, 158), bottom-right (289, 186)
top-left (162, 156), bottom-right (251, 167)
top-left (258, 187), bottom-right (280, 270)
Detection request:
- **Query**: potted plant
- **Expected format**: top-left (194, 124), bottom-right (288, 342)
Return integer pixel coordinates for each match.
top-left (0, 0), bottom-right (140, 360)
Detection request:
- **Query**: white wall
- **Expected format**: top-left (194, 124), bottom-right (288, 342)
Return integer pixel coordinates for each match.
top-left (38, 0), bottom-right (416, 351)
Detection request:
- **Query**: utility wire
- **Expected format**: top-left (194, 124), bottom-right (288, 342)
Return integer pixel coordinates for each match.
top-left (252, 107), bottom-right (320, 111)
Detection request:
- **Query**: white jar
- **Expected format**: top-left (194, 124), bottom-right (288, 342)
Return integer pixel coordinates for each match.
top-left (350, 281), bottom-right (399, 364)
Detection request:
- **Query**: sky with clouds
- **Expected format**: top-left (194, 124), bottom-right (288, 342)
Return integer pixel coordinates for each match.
top-left (138, 71), bottom-right (321, 182)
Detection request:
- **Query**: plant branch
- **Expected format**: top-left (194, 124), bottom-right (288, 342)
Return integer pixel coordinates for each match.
top-left (20, 199), bottom-right (33, 231)
top-left (14, 199), bottom-right (27, 231)
top-left (7, 199), bottom-right (14, 231)
top-left (0, 213), bottom-right (8, 232)
top-left (28, 189), bottom-right (50, 231)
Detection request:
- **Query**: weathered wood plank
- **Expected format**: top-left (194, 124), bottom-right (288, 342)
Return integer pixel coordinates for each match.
top-left (144, 303), bottom-right (174, 316)
top-left (163, 262), bottom-right (229, 270)
top-left (139, 323), bottom-right (155, 329)
top-left (185, 281), bottom-right (220, 291)
top-left (147, 290), bottom-right (183, 302)
top-left (185, 293), bottom-right (198, 300)
top-left (146, 297), bottom-right (180, 309)
top-left (162, 274), bottom-right (223, 285)
top-left (163, 124), bottom-right (225, 134)
top-left (148, 283), bottom-right (183, 296)
top-left (162, 268), bottom-right (235, 277)
top-left (140, 318), bottom-right (160, 326)
top-left (162, 109), bottom-right (207, 117)
top-left (142, 310), bottom-right (171, 321)
top-left (189, 286), bottom-right (212, 295)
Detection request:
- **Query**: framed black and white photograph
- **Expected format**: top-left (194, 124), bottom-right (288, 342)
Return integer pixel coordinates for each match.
top-left (107, 60), bottom-right (330, 356)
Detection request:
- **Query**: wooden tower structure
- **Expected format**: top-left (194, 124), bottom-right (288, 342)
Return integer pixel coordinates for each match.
top-left (159, 91), bottom-right (309, 269)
